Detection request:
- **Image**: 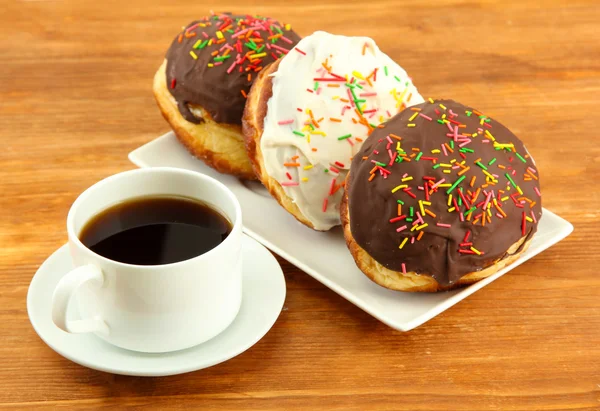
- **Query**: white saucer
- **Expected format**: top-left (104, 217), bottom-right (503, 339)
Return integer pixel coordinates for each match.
top-left (27, 235), bottom-right (286, 376)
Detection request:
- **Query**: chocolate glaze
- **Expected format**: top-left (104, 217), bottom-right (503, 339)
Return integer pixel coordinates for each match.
top-left (347, 100), bottom-right (542, 286)
top-left (165, 13), bottom-right (301, 125)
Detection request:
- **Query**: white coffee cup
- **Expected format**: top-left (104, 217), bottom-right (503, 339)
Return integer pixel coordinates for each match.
top-left (51, 167), bottom-right (243, 353)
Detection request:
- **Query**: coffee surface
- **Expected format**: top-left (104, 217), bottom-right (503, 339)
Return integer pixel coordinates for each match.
top-left (80, 196), bottom-right (231, 265)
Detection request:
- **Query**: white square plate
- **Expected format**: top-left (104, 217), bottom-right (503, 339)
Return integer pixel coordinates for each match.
top-left (129, 132), bottom-right (573, 331)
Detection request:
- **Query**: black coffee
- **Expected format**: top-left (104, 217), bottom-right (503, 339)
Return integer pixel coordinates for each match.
top-left (80, 196), bottom-right (232, 265)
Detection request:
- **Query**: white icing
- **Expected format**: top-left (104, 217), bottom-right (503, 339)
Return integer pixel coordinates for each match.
top-left (260, 31), bottom-right (424, 230)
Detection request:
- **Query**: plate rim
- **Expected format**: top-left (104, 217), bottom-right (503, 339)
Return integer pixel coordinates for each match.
top-left (129, 132), bottom-right (574, 332)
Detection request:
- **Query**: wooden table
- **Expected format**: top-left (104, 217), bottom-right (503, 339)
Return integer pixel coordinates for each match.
top-left (1, 1), bottom-right (599, 409)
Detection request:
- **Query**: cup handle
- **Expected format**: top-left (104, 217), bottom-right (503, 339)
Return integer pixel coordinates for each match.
top-left (51, 264), bottom-right (110, 335)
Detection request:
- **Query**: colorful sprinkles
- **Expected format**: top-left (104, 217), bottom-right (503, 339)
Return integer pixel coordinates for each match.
top-left (271, 33), bottom-right (421, 220)
top-left (359, 99), bottom-right (541, 277)
top-left (170, 13), bottom-right (297, 97)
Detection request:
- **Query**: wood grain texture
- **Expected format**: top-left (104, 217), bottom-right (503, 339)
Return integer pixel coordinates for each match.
top-left (1, 0), bottom-right (599, 409)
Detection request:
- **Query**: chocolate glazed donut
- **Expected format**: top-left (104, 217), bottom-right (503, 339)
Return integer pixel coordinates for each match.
top-left (153, 13), bottom-right (301, 179)
top-left (342, 99), bottom-right (542, 292)
top-left (165, 14), bottom-right (301, 125)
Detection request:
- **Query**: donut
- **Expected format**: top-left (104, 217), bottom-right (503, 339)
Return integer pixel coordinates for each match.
top-left (341, 99), bottom-right (543, 292)
top-left (153, 13), bottom-right (301, 179)
top-left (243, 31), bottom-right (424, 230)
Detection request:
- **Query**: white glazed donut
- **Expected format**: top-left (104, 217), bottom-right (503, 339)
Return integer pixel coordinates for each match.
top-left (243, 31), bottom-right (424, 230)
